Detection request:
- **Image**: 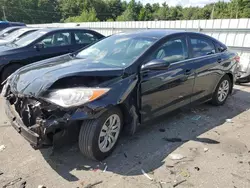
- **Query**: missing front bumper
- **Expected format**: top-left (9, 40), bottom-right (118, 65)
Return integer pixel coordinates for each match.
top-left (5, 100), bottom-right (42, 148)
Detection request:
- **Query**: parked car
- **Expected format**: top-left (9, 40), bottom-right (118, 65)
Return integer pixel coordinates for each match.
top-left (0, 27), bottom-right (40, 46)
top-left (0, 28), bottom-right (104, 82)
top-left (0, 26), bottom-right (25, 38)
top-left (2, 30), bottom-right (240, 161)
top-left (236, 55), bottom-right (250, 83)
top-left (0, 21), bottom-right (26, 31)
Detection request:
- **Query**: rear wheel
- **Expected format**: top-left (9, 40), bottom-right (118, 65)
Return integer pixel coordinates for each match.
top-left (78, 107), bottom-right (123, 161)
top-left (1, 64), bottom-right (22, 82)
top-left (211, 75), bottom-right (231, 106)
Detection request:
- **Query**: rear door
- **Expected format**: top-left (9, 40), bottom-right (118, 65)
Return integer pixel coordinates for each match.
top-left (188, 34), bottom-right (223, 102)
top-left (140, 35), bottom-right (195, 122)
top-left (29, 30), bottom-right (73, 62)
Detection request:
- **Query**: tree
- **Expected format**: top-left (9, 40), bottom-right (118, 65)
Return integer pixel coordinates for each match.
top-left (153, 3), bottom-right (170, 20)
top-left (65, 8), bottom-right (99, 22)
top-left (106, 0), bottom-right (123, 20)
top-left (116, 0), bottom-right (138, 21)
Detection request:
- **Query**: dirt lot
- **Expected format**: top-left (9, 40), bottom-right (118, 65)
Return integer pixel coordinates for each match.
top-left (0, 84), bottom-right (250, 188)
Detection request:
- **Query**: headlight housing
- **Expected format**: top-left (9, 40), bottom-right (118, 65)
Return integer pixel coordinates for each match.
top-left (44, 87), bottom-right (110, 108)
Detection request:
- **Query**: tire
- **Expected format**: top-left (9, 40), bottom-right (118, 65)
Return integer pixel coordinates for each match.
top-left (1, 64), bottom-right (22, 82)
top-left (78, 107), bottom-right (123, 161)
top-left (211, 75), bottom-right (232, 106)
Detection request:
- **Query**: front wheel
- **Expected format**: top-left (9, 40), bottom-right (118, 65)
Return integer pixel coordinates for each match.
top-left (78, 107), bottom-right (123, 161)
top-left (211, 75), bottom-right (232, 106)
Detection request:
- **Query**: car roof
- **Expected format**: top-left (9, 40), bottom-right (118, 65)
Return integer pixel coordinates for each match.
top-left (116, 29), bottom-right (187, 39)
top-left (18, 27), bottom-right (41, 31)
top-left (34, 27), bottom-right (96, 33)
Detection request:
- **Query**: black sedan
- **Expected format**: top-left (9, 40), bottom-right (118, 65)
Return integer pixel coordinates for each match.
top-left (0, 28), bottom-right (104, 81)
top-left (2, 30), bottom-right (239, 161)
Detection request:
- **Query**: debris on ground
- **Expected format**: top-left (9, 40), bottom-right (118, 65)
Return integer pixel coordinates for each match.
top-left (103, 165), bottom-right (108, 172)
top-left (194, 167), bottom-right (200, 171)
top-left (141, 169), bottom-right (153, 181)
top-left (3, 177), bottom-right (22, 188)
top-left (204, 148), bottom-right (209, 152)
top-left (124, 153), bottom-right (127, 158)
top-left (191, 115), bottom-right (201, 121)
top-left (166, 165), bottom-right (174, 168)
top-left (163, 138), bottom-right (183, 142)
top-left (19, 181), bottom-right (26, 188)
top-left (180, 169), bottom-right (190, 177)
top-left (0, 171), bottom-right (3, 175)
top-left (226, 119), bottom-right (233, 123)
top-left (38, 185), bottom-right (46, 188)
top-left (169, 153), bottom-right (185, 160)
top-left (173, 180), bottom-right (187, 187)
top-left (159, 128), bottom-right (166, 132)
top-left (0, 144), bottom-right (6, 151)
top-left (173, 159), bottom-right (194, 165)
top-left (84, 181), bottom-right (103, 188)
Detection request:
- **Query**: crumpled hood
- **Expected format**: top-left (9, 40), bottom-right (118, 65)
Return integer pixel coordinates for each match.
top-left (9, 55), bottom-right (124, 97)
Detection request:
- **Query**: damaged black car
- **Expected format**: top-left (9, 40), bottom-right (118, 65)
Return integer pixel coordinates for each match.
top-left (2, 30), bottom-right (239, 160)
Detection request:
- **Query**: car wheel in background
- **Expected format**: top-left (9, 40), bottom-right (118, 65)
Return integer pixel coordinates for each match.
top-left (1, 64), bottom-right (22, 82)
top-left (78, 107), bottom-right (123, 161)
top-left (211, 75), bottom-right (231, 106)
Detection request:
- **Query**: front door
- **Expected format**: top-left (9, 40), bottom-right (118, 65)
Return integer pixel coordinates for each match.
top-left (140, 35), bottom-right (195, 122)
top-left (30, 31), bottom-right (74, 63)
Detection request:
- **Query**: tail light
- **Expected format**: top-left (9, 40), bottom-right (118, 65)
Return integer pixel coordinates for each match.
top-left (234, 55), bottom-right (240, 63)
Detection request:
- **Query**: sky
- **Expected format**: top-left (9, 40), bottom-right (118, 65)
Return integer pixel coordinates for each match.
top-left (132, 0), bottom-right (231, 7)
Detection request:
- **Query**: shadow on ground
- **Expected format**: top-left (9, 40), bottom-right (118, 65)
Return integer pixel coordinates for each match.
top-left (40, 88), bottom-right (250, 181)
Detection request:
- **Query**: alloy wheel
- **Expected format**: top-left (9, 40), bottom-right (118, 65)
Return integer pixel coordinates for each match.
top-left (98, 114), bottom-right (121, 153)
top-left (217, 80), bottom-right (230, 102)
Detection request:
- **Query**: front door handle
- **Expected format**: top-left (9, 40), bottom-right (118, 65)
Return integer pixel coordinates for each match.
top-left (184, 69), bottom-right (192, 75)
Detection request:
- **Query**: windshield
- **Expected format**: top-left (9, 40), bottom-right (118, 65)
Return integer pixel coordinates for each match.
top-left (76, 34), bottom-right (156, 67)
top-left (3, 29), bottom-right (31, 41)
top-left (0, 28), bottom-right (14, 37)
top-left (14, 30), bottom-right (47, 47)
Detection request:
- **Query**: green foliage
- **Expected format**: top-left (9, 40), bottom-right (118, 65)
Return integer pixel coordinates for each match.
top-left (0, 0), bottom-right (249, 24)
top-left (65, 8), bottom-right (99, 22)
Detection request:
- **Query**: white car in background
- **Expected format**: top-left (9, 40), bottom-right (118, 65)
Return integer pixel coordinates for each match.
top-left (237, 54), bottom-right (250, 83)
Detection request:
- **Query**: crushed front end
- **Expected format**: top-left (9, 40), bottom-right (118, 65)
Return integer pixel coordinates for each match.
top-left (2, 84), bottom-right (78, 148)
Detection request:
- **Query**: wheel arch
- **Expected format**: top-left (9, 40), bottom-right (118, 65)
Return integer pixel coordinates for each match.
top-left (0, 61), bottom-right (23, 82)
top-left (225, 72), bottom-right (234, 94)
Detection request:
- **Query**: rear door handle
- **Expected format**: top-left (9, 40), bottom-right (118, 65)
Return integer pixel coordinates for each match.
top-left (217, 58), bottom-right (222, 63)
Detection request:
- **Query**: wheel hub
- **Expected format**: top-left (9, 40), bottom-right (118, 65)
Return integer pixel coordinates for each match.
top-left (98, 114), bottom-right (121, 153)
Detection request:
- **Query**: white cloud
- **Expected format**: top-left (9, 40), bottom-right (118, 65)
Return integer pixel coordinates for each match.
top-left (133, 0), bottom-right (230, 7)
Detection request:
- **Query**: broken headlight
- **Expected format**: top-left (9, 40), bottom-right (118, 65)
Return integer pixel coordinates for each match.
top-left (44, 88), bottom-right (110, 108)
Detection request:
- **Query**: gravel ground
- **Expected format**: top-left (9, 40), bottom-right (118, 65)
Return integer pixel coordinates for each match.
top-left (0, 84), bottom-right (250, 188)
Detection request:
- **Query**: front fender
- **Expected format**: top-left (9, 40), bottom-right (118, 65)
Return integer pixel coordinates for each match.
top-left (69, 74), bottom-right (138, 121)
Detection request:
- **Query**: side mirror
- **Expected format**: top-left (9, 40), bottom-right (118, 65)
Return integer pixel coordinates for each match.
top-left (34, 43), bottom-right (44, 50)
top-left (141, 59), bottom-right (170, 71)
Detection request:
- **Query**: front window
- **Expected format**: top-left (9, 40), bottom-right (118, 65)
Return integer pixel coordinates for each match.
top-left (76, 35), bottom-right (156, 67)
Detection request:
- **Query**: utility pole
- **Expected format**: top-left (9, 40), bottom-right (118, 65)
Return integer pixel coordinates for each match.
top-left (236, 0), bottom-right (239, 19)
top-left (2, 6), bottom-right (6, 20)
top-left (210, 3), bottom-right (215, 19)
